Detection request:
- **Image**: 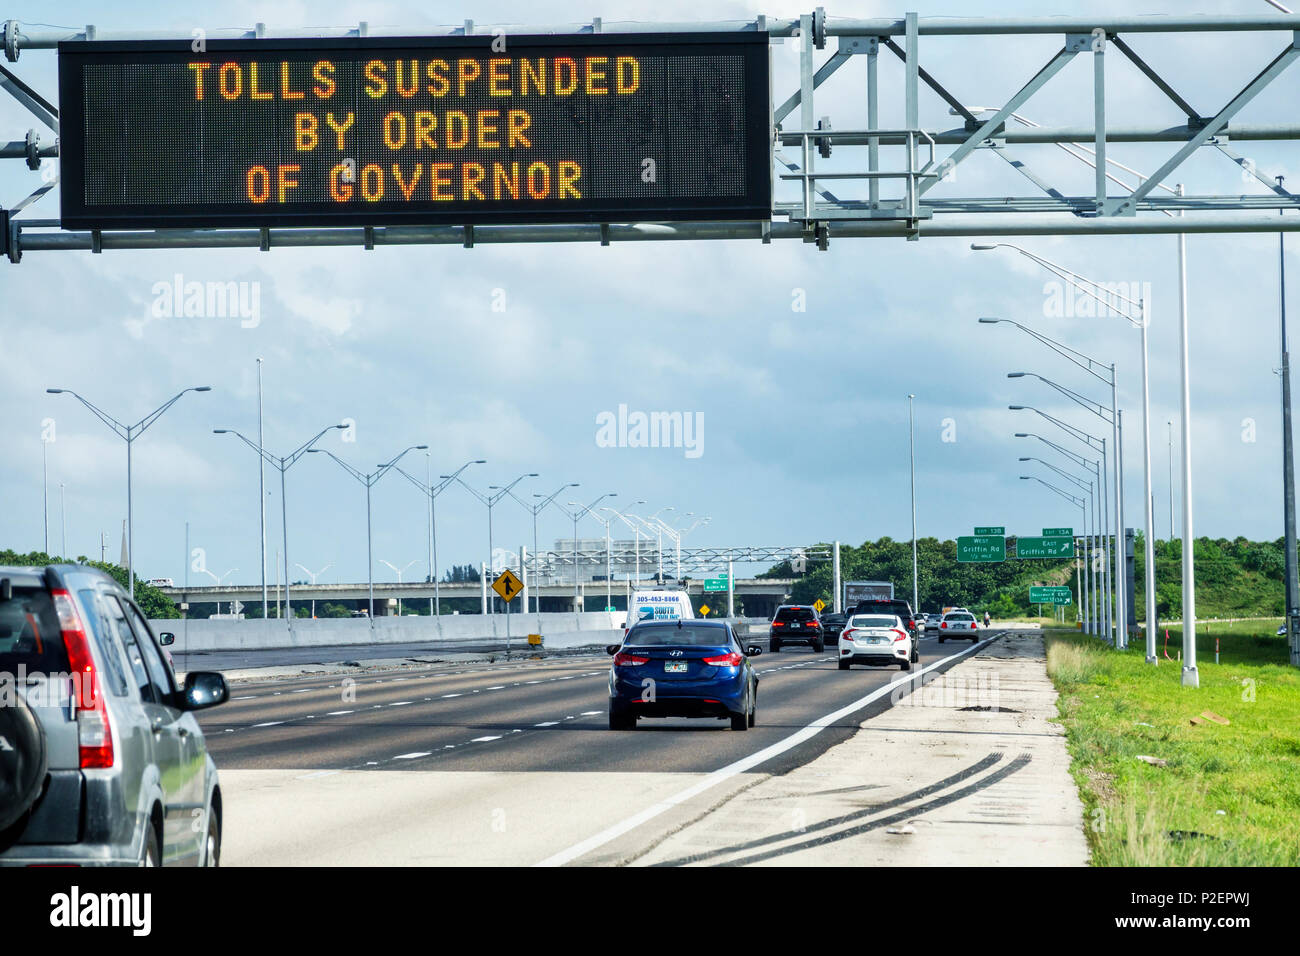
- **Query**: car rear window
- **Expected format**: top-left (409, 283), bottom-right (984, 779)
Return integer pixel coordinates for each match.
top-left (625, 625), bottom-right (732, 646)
top-left (774, 607), bottom-right (815, 622)
top-left (850, 615), bottom-right (896, 628)
top-left (947, 613), bottom-right (975, 622)
top-left (0, 584), bottom-right (69, 673)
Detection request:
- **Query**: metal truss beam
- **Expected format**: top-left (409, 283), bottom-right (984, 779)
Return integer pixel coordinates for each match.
top-left (4, 12), bottom-right (1300, 258)
top-left (6, 212), bottom-right (1300, 261)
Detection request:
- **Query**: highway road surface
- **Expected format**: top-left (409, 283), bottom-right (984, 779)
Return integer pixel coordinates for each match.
top-left (200, 631), bottom-right (1000, 865)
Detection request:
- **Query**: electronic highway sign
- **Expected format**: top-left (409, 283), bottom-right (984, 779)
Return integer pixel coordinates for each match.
top-left (956, 536), bottom-right (1005, 563)
top-left (57, 33), bottom-right (772, 230)
top-left (1016, 536), bottom-right (1075, 559)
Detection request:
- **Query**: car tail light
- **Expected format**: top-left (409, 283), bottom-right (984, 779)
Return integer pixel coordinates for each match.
top-left (941, 621), bottom-right (947, 629)
top-left (52, 589), bottom-right (114, 770)
top-left (702, 651), bottom-right (744, 667)
top-left (613, 651), bottom-right (649, 667)
top-left (771, 621), bottom-right (784, 627)
top-left (892, 628), bottom-right (908, 642)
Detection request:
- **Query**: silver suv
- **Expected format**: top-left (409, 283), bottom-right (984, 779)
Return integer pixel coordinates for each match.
top-left (0, 564), bottom-right (229, 866)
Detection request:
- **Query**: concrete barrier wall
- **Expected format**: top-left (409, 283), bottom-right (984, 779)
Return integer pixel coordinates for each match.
top-left (153, 611), bottom-right (626, 652)
top-left (152, 613), bottom-right (775, 653)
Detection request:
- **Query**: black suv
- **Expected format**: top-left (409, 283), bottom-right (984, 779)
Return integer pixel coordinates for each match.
top-left (769, 605), bottom-right (825, 652)
top-left (852, 598), bottom-right (919, 639)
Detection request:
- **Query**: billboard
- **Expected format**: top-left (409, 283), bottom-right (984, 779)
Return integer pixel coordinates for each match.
top-left (57, 33), bottom-right (772, 229)
top-left (844, 580), bottom-right (894, 606)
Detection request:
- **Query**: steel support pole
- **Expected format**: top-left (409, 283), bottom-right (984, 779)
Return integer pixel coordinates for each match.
top-left (126, 436), bottom-right (134, 596)
top-left (1115, 392), bottom-right (1128, 647)
top-left (909, 394), bottom-right (919, 612)
top-left (257, 359), bottom-right (267, 618)
top-left (1139, 305), bottom-right (1159, 662)
top-left (41, 439), bottom-right (47, 554)
top-left (1179, 213), bottom-right (1199, 684)
top-left (366, 480), bottom-right (373, 620)
top-left (279, 464), bottom-right (292, 622)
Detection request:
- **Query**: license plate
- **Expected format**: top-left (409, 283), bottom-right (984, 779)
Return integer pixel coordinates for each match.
top-left (664, 662), bottom-right (688, 673)
top-left (869, 636), bottom-right (888, 644)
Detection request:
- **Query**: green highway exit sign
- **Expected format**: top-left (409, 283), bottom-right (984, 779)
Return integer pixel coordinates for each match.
top-left (1016, 536), bottom-right (1075, 559)
top-left (1043, 527), bottom-right (1073, 537)
top-left (974, 526), bottom-right (1005, 536)
top-left (1029, 585), bottom-right (1073, 605)
top-left (703, 576), bottom-right (729, 592)
top-left (957, 535), bottom-right (1006, 563)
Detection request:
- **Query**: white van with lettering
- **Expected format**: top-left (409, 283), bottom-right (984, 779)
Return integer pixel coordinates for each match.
top-left (624, 590), bottom-right (695, 632)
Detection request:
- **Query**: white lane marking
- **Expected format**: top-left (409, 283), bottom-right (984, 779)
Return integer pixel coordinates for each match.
top-left (534, 721), bottom-right (559, 727)
top-left (327, 710), bottom-right (354, 716)
top-left (389, 701), bottom-right (413, 707)
top-left (232, 695), bottom-right (257, 701)
top-left (534, 636), bottom-right (997, 868)
top-left (393, 752), bottom-right (432, 760)
top-left (292, 689), bottom-right (311, 694)
top-left (486, 685), bottom-right (505, 690)
top-left (580, 711), bottom-right (602, 716)
top-left (471, 735), bottom-right (502, 743)
top-left (441, 694), bottom-right (462, 698)
top-left (251, 721), bottom-right (284, 728)
top-left (525, 681), bottom-right (541, 684)
top-left (297, 769), bottom-right (338, 779)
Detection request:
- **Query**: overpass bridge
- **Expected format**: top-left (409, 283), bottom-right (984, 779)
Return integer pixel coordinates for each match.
top-left (160, 577), bottom-right (802, 619)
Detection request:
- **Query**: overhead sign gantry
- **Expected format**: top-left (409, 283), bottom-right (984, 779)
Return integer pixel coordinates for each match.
top-left (3, 11), bottom-right (1300, 259)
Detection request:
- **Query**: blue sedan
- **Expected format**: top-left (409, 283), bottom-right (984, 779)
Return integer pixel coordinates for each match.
top-left (607, 620), bottom-right (762, 731)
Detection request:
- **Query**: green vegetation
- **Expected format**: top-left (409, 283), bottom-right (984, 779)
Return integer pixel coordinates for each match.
top-left (0, 549), bottom-right (179, 618)
top-left (765, 534), bottom-right (1292, 620)
top-left (1137, 535), bottom-right (1288, 620)
top-left (1044, 624), bottom-right (1300, 865)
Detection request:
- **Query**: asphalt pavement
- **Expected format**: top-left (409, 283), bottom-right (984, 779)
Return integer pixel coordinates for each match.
top-left (199, 631), bottom-right (1005, 864)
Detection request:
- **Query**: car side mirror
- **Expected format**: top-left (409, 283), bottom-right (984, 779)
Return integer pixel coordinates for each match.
top-left (746, 645), bottom-right (763, 657)
top-left (159, 632), bottom-right (175, 646)
top-left (182, 671), bottom-right (228, 711)
top-left (605, 644), bottom-right (621, 655)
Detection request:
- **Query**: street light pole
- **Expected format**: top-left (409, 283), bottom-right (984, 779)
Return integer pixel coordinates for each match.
top-left (294, 563), bottom-right (331, 619)
top-left (50, 385), bottom-right (212, 597)
top-left (559, 494), bottom-right (617, 612)
top-left (507, 482), bottom-right (579, 624)
top-left (309, 445), bottom-right (428, 619)
top-left (215, 423), bottom-right (347, 620)
top-left (396, 458), bottom-right (485, 621)
top-left (457, 473), bottom-right (538, 613)
top-left (980, 317), bottom-right (1122, 645)
top-left (379, 559), bottom-right (419, 616)
top-left (909, 394), bottom-right (918, 613)
top-left (256, 358), bottom-right (267, 618)
top-left (978, 244), bottom-right (1157, 657)
top-left (1007, 370), bottom-right (1116, 641)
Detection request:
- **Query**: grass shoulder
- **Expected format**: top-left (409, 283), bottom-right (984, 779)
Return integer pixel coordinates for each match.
top-left (1042, 624), bottom-right (1300, 865)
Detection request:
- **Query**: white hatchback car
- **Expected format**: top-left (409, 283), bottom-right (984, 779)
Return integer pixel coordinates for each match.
top-left (938, 611), bottom-right (980, 642)
top-left (838, 613), bottom-right (915, 670)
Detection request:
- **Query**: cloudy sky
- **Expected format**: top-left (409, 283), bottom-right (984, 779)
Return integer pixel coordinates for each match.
top-left (1, 0), bottom-right (1296, 588)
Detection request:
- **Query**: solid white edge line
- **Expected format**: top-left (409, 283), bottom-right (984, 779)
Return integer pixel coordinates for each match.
top-left (532, 633), bottom-right (999, 868)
